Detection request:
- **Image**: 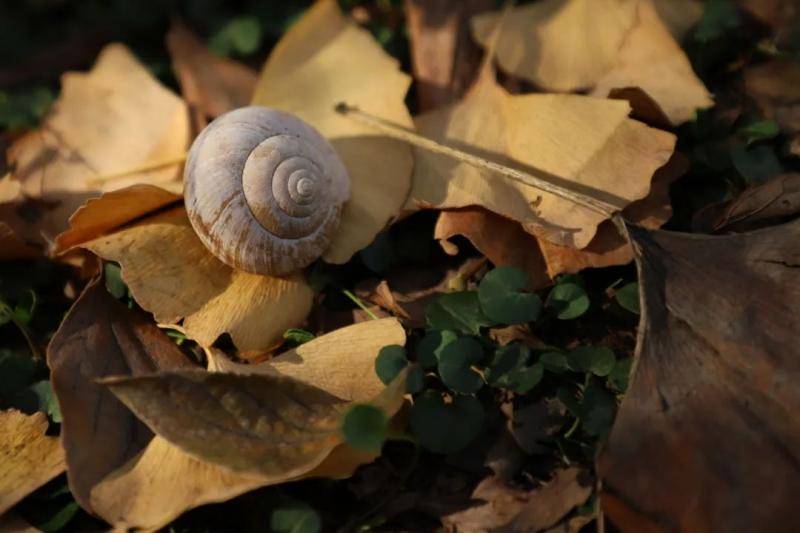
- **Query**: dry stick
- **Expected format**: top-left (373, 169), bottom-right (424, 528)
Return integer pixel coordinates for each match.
top-left (87, 154), bottom-right (188, 186)
top-left (335, 103), bottom-right (622, 218)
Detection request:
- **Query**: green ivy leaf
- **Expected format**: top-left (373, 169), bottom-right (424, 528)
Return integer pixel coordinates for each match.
top-left (438, 337), bottom-right (484, 394)
top-left (209, 16), bottom-right (262, 56)
top-left (740, 120), bottom-right (780, 145)
top-left (375, 345), bottom-right (408, 385)
top-left (104, 263), bottom-right (128, 300)
top-left (731, 145), bottom-right (782, 184)
top-left (609, 358), bottom-right (633, 392)
top-left (485, 343), bottom-right (544, 393)
top-left (28, 380), bottom-right (62, 423)
top-left (694, 0), bottom-right (741, 43)
top-left (615, 282), bottom-right (640, 314)
top-left (426, 291), bottom-right (494, 335)
top-left (547, 283), bottom-right (590, 320)
top-left (410, 392), bottom-right (484, 454)
top-left (581, 384), bottom-right (616, 437)
top-left (569, 346), bottom-right (617, 377)
top-left (416, 329), bottom-right (458, 369)
top-left (342, 404), bottom-right (389, 453)
top-left (478, 267), bottom-right (541, 324)
top-left (540, 351), bottom-right (570, 374)
top-left (270, 499), bottom-right (322, 533)
top-left (38, 501), bottom-right (80, 533)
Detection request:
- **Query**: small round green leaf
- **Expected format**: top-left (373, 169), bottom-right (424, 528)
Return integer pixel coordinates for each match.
top-left (478, 267), bottom-right (542, 324)
top-left (410, 392), bottom-right (485, 454)
top-left (283, 328), bottom-right (315, 346)
top-left (581, 385), bottom-right (616, 437)
top-left (504, 363), bottom-right (544, 393)
top-left (416, 329), bottom-right (458, 369)
top-left (485, 343), bottom-right (530, 385)
top-left (270, 500), bottom-right (322, 533)
top-left (547, 283), bottom-right (590, 320)
top-left (426, 291), bottom-right (494, 335)
top-left (615, 282), bottom-right (640, 314)
top-left (375, 345), bottom-right (408, 385)
top-left (438, 337), bottom-right (484, 394)
top-left (569, 346), bottom-right (616, 377)
top-left (609, 358), bottom-right (633, 392)
top-left (539, 351), bottom-right (569, 374)
top-left (342, 404), bottom-right (389, 453)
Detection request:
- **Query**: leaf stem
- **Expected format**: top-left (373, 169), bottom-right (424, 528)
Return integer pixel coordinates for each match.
top-left (342, 289), bottom-right (379, 320)
top-left (335, 103), bottom-right (621, 217)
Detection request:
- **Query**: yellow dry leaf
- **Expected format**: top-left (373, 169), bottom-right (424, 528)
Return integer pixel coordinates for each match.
top-left (471, 0), bottom-right (711, 125)
top-left (83, 207), bottom-right (313, 354)
top-left (590, 0), bottom-right (713, 126)
top-left (252, 0), bottom-right (414, 264)
top-left (207, 318), bottom-right (405, 401)
top-left (6, 43), bottom-right (189, 246)
top-left (90, 318), bottom-right (407, 530)
top-left (0, 410), bottom-right (66, 515)
top-left (410, 68), bottom-right (675, 249)
top-left (471, 0), bottom-right (638, 92)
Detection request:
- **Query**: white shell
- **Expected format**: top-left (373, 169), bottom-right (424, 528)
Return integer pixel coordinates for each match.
top-left (184, 106), bottom-right (350, 276)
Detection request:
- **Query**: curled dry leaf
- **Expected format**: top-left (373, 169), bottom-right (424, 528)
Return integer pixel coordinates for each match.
top-left (0, 175), bottom-right (42, 260)
top-left (0, 410), bottom-right (66, 515)
top-left (89, 318), bottom-right (407, 530)
top-left (251, 0), bottom-right (414, 264)
top-left (410, 62), bottom-right (675, 250)
top-left (472, 0), bottom-right (711, 125)
top-left (433, 148), bottom-right (684, 287)
top-left (80, 206), bottom-right (313, 354)
top-left (166, 21), bottom-right (258, 126)
top-left (441, 468), bottom-right (592, 532)
top-left (47, 277), bottom-right (193, 512)
top-left (599, 220), bottom-right (800, 531)
top-left (6, 43), bottom-right (189, 246)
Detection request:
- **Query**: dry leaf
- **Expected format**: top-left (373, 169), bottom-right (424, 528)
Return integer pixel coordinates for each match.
top-left (0, 410), bottom-right (66, 515)
top-left (82, 206), bottom-right (313, 354)
top-left (599, 220), bottom-right (800, 531)
top-left (90, 319), bottom-right (405, 530)
top-left (47, 278), bottom-right (193, 512)
top-left (252, 0), bottom-right (414, 264)
top-left (590, 0), bottom-right (713, 126)
top-left (652, 0), bottom-right (705, 40)
top-left (53, 184), bottom-right (181, 254)
top-left (745, 58), bottom-right (800, 136)
top-left (0, 176), bottom-right (42, 260)
top-left (207, 317), bottom-right (405, 401)
top-left (404, 0), bottom-right (491, 111)
top-left (6, 43), bottom-right (189, 246)
top-left (472, 0), bottom-right (711, 125)
top-left (167, 22), bottom-right (258, 125)
top-left (410, 67), bottom-right (675, 250)
top-left (441, 468), bottom-right (592, 532)
top-left (0, 512), bottom-right (38, 533)
top-left (471, 0), bottom-right (638, 92)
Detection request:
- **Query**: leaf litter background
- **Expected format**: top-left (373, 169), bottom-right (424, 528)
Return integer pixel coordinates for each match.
top-left (1, 0), bottom-right (799, 531)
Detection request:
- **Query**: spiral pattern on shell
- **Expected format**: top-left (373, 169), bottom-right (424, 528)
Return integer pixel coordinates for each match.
top-left (184, 106), bottom-right (350, 276)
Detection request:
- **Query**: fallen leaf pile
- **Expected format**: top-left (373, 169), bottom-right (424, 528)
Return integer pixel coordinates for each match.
top-left (2, 0), bottom-right (800, 530)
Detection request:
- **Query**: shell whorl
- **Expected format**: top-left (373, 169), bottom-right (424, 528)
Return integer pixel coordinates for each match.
top-left (184, 106), bottom-right (350, 276)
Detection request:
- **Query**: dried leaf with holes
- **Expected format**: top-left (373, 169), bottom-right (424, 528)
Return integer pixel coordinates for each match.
top-left (252, 0), bottom-right (414, 265)
top-left (409, 63), bottom-right (675, 250)
top-left (47, 278), bottom-right (193, 513)
top-left (0, 410), bottom-right (66, 515)
top-left (90, 319), bottom-right (406, 530)
top-left (599, 220), bottom-right (800, 531)
top-left (471, 0), bottom-right (711, 125)
top-left (5, 43), bottom-right (189, 247)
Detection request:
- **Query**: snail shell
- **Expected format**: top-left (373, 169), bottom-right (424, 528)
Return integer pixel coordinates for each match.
top-left (184, 106), bottom-right (350, 277)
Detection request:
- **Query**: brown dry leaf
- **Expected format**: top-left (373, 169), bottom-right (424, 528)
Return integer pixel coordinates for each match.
top-left (441, 468), bottom-right (592, 532)
top-left (207, 317), bottom-right (405, 401)
top-left (745, 58), bottom-right (800, 136)
top-left (599, 220), bottom-right (800, 531)
top-left (0, 223), bottom-right (39, 261)
top-left (81, 206), bottom-right (313, 354)
top-left (251, 0), bottom-right (414, 264)
top-left (471, 0), bottom-right (639, 92)
top-left (0, 512), bottom-right (38, 533)
top-left (410, 64), bottom-right (675, 250)
top-left (7, 43), bottom-right (189, 246)
top-left (693, 172), bottom-right (800, 233)
top-left (472, 0), bottom-right (710, 125)
top-left (47, 277), bottom-right (193, 512)
top-left (0, 176), bottom-right (42, 260)
top-left (167, 21), bottom-right (258, 126)
top-left (0, 410), bottom-right (66, 515)
top-left (91, 319), bottom-right (405, 530)
top-left (53, 184), bottom-right (181, 253)
top-left (434, 153), bottom-right (684, 287)
top-left (404, 0), bottom-right (491, 111)
top-left (590, 0), bottom-right (713, 126)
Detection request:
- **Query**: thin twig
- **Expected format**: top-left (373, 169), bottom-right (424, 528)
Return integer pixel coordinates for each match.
top-left (335, 103), bottom-right (620, 217)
